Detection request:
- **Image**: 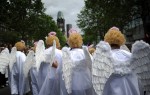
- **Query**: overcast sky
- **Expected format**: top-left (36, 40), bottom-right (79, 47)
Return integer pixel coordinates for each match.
top-left (42, 0), bottom-right (85, 32)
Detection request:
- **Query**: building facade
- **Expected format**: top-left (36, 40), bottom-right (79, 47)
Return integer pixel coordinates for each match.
top-left (66, 24), bottom-right (72, 37)
top-left (57, 11), bottom-right (65, 34)
top-left (123, 17), bottom-right (145, 45)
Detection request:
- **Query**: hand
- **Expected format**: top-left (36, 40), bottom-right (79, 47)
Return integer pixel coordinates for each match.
top-left (52, 60), bottom-right (58, 68)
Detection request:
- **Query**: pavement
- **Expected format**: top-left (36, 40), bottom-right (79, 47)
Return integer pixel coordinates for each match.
top-left (0, 86), bottom-right (11, 95)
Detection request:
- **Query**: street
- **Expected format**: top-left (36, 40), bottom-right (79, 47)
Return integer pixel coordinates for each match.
top-left (0, 87), bottom-right (11, 95)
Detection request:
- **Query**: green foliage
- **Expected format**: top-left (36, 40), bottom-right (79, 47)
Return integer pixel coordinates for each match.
top-left (77, 0), bottom-right (137, 43)
top-left (0, 0), bottom-right (66, 47)
top-left (0, 31), bottom-right (19, 44)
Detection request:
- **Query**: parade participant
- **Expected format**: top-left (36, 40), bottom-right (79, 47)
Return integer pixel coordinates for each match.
top-left (62, 29), bottom-right (96, 95)
top-left (10, 41), bottom-right (30, 95)
top-left (88, 44), bottom-right (95, 56)
top-left (38, 31), bottom-right (67, 95)
top-left (103, 27), bottom-right (142, 95)
top-left (92, 27), bottom-right (145, 95)
top-left (28, 41), bottom-right (39, 95)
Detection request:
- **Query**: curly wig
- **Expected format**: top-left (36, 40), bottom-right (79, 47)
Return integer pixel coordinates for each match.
top-left (15, 42), bottom-right (26, 51)
top-left (68, 33), bottom-right (83, 48)
top-left (45, 35), bottom-right (60, 49)
top-left (88, 47), bottom-right (95, 55)
top-left (104, 28), bottom-right (126, 46)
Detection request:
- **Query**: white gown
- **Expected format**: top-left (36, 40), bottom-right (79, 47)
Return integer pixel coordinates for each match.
top-left (102, 49), bottom-right (143, 95)
top-left (69, 48), bottom-right (96, 95)
top-left (39, 47), bottom-right (68, 95)
top-left (10, 51), bottom-right (30, 95)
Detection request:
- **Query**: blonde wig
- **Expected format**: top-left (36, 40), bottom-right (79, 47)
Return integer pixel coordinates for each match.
top-left (88, 47), bottom-right (96, 55)
top-left (15, 42), bottom-right (26, 51)
top-left (46, 35), bottom-right (60, 49)
top-left (68, 33), bottom-right (83, 48)
top-left (104, 27), bottom-right (126, 46)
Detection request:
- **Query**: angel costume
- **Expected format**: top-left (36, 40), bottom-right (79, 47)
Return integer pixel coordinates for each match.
top-left (69, 48), bottom-right (96, 95)
top-left (28, 40), bottom-right (50, 95)
top-left (102, 49), bottom-right (142, 95)
top-left (10, 42), bottom-right (30, 95)
top-left (30, 62), bottom-right (50, 95)
top-left (22, 40), bottom-right (49, 95)
top-left (92, 27), bottom-right (147, 95)
top-left (38, 33), bottom-right (68, 95)
top-left (62, 31), bottom-right (96, 95)
top-left (38, 45), bottom-right (67, 95)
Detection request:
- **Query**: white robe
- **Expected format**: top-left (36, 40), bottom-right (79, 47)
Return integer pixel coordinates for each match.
top-left (69, 48), bottom-right (96, 95)
top-left (39, 47), bottom-right (68, 95)
top-left (103, 49), bottom-right (143, 95)
top-left (10, 51), bottom-right (30, 95)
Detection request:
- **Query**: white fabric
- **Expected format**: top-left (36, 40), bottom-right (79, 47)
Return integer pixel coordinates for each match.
top-left (44, 47), bottom-right (62, 78)
top-left (23, 50), bottom-right (35, 78)
top-left (62, 48), bottom-right (94, 94)
top-left (10, 51), bottom-right (30, 95)
top-left (92, 41), bottom-right (113, 95)
top-left (38, 46), bottom-right (64, 95)
top-left (70, 48), bottom-right (92, 90)
top-left (0, 48), bottom-right (9, 76)
top-left (130, 40), bottom-right (150, 94)
top-left (35, 40), bottom-right (45, 71)
top-left (111, 49), bottom-right (132, 75)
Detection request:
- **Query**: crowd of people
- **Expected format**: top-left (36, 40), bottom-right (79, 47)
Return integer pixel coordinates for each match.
top-left (0, 27), bottom-right (149, 95)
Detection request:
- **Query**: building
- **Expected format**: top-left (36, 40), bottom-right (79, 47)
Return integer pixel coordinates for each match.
top-left (66, 24), bottom-right (72, 37)
top-left (57, 11), bottom-right (65, 34)
top-left (123, 16), bottom-right (145, 47)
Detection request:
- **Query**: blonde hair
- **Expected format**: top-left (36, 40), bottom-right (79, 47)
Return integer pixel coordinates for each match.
top-left (15, 42), bottom-right (26, 51)
top-left (88, 47), bottom-right (95, 55)
top-left (68, 33), bottom-right (83, 48)
top-left (45, 35), bottom-right (60, 49)
top-left (104, 28), bottom-right (126, 46)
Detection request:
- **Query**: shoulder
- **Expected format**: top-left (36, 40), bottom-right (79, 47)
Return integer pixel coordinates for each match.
top-left (112, 49), bottom-right (131, 61)
top-left (56, 49), bottom-right (62, 56)
top-left (16, 51), bottom-right (26, 57)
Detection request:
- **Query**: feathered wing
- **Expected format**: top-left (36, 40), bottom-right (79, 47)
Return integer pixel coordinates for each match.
top-left (92, 41), bottom-right (114, 95)
top-left (23, 50), bottom-right (35, 78)
top-left (9, 47), bottom-right (17, 72)
top-left (120, 44), bottom-right (130, 52)
top-left (0, 48), bottom-right (10, 76)
top-left (47, 40), bottom-right (56, 66)
top-left (62, 47), bottom-right (73, 94)
top-left (35, 40), bottom-right (45, 71)
top-left (130, 40), bottom-right (150, 94)
top-left (83, 46), bottom-right (92, 72)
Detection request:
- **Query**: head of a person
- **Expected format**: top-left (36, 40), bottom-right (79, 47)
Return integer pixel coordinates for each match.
top-left (68, 29), bottom-right (83, 48)
top-left (45, 31), bottom-right (60, 49)
top-left (88, 47), bottom-right (96, 55)
top-left (14, 41), bottom-right (26, 52)
top-left (31, 41), bottom-right (38, 52)
top-left (104, 26), bottom-right (126, 49)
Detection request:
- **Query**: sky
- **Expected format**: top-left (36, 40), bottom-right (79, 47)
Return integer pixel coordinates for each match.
top-left (42, 0), bottom-right (85, 32)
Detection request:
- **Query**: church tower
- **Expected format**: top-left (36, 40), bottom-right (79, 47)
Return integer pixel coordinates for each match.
top-left (57, 11), bottom-right (65, 34)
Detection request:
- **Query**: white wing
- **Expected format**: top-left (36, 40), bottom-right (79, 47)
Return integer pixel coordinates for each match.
top-left (35, 40), bottom-right (45, 71)
top-left (0, 48), bottom-right (10, 75)
top-left (130, 40), bottom-right (150, 94)
top-left (62, 47), bottom-right (73, 94)
top-left (23, 50), bottom-right (35, 78)
top-left (46, 40), bottom-right (56, 66)
top-left (92, 41), bottom-right (114, 95)
top-left (9, 47), bottom-right (17, 72)
top-left (83, 46), bottom-right (92, 72)
top-left (120, 44), bottom-right (130, 52)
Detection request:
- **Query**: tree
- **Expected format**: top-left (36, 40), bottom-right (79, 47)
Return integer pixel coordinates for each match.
top-left (77, 0), bottom-right (150, 43)
top-left (0, 0), bottom-right (66, 46)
